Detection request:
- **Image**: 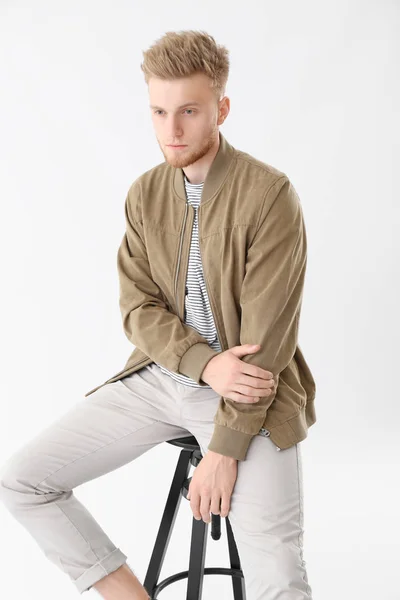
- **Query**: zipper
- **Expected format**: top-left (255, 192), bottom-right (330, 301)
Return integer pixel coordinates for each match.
top-left (174, 203), bottom-right (189, 311)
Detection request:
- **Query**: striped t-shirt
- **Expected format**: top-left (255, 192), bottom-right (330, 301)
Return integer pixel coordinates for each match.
top-left (154, 173), bottom-right (222, 387)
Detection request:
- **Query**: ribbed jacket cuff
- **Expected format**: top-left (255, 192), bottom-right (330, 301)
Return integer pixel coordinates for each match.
top-left (207, 423), bottom-right (254, 461)
top-left (178, 343), bottom-right (220, 385)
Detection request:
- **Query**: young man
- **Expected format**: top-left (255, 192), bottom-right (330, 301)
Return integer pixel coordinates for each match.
top-left (0, 31), bottom-right (316, 599)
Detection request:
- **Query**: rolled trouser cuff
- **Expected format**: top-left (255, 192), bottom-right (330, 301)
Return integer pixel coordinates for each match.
top-left (74, 547), bottom-right (128, 594)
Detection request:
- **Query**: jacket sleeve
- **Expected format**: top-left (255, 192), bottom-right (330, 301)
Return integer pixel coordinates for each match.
top-left (117, 178), bottom-right (220, 378)
top-left (207, 175), bottom-right (308, 460)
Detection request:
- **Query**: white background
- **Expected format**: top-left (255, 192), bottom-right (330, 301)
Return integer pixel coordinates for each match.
top-left (0, 1), bottom-right (399, 599)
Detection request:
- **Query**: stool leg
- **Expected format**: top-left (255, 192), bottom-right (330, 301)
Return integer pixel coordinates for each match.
top-left (186, 516), bottom-right (208, 600)
top-left (226, 517), bottom-right (247, 600)
top-left (143, 449), bottom-right (192, 599)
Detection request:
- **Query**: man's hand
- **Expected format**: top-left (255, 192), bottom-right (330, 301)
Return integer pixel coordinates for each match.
top-left (201, 343), bottom-right (276, 404)
top-left (186, 450), bottom-right (238, 523)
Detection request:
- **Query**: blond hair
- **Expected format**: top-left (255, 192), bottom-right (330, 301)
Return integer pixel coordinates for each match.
top-left (140, 30), bottom-right (229, 101)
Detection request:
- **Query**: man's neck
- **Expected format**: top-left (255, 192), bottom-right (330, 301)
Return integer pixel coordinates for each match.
top-left (182, 135), bottom-right (220, 184)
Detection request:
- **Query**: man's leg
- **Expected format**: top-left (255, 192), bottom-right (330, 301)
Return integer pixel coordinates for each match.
top-left (0, 364), bottom-right (191, 596)
top-left (180, 383), bottom-right (313, 600)
top-left (226, 437), bottom-right (313, 600)
top-left (92, 563), bottom-right (150, 599)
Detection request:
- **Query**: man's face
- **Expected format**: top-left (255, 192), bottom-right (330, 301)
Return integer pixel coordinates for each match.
top-left (148, 72), bottom-right (228, 168)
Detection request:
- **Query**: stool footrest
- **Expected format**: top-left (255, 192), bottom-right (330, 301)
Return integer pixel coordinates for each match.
top-left (151, 566), bottom-right (245, 598)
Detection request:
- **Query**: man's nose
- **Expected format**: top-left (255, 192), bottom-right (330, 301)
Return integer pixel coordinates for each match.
top-left (168, 116), bottom-right (183, 138)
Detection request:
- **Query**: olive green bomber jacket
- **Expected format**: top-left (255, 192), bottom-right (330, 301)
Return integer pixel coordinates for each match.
top-left (84, 131), bottom-right (317, 461)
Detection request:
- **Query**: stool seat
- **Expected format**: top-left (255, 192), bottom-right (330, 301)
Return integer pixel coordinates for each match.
top-left (166, 434), bottom-right (200, 450)
top-left (143, 434), bottom-right (246, 599)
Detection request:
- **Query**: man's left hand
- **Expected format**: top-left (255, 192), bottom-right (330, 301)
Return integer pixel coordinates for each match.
top-left (186, 450), bottom-right (238, 523)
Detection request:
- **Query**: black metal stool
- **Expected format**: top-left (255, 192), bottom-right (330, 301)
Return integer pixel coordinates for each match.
top-left (143, 435), bottom-right (246, 600)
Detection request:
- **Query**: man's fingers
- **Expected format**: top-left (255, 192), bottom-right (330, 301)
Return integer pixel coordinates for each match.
top-left (210, 495), bottom-right (221, 516)
top-left (199, 492), bottom-right (212, 523)
top-left (188, 485), bottom-right (231, 522)
top-left (189, 491), bottom-right (202, 521)
top-left (220, 494), bottom-right (231, 518)
top-left (228, 391), bottom-right (261, 404)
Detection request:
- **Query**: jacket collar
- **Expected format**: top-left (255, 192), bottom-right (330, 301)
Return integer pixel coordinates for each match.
top-left (172, 131), bottom-right (236, 204)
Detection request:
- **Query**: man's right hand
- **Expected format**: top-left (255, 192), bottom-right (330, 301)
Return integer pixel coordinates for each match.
top-left (200, 344), bottom-right (276, 404)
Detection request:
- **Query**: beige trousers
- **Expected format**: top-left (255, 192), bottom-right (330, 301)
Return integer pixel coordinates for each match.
top-left (0, 362), bottom-right (313, 599)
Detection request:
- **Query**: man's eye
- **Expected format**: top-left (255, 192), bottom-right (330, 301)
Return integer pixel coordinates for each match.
top-left (153, 109), bottom-right (196, 115)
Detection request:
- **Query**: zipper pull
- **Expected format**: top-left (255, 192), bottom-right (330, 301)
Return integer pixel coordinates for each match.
top-left (259, 427), bottom-right (270, 437)
top-left (259, 427), bottom-right (281, 451)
